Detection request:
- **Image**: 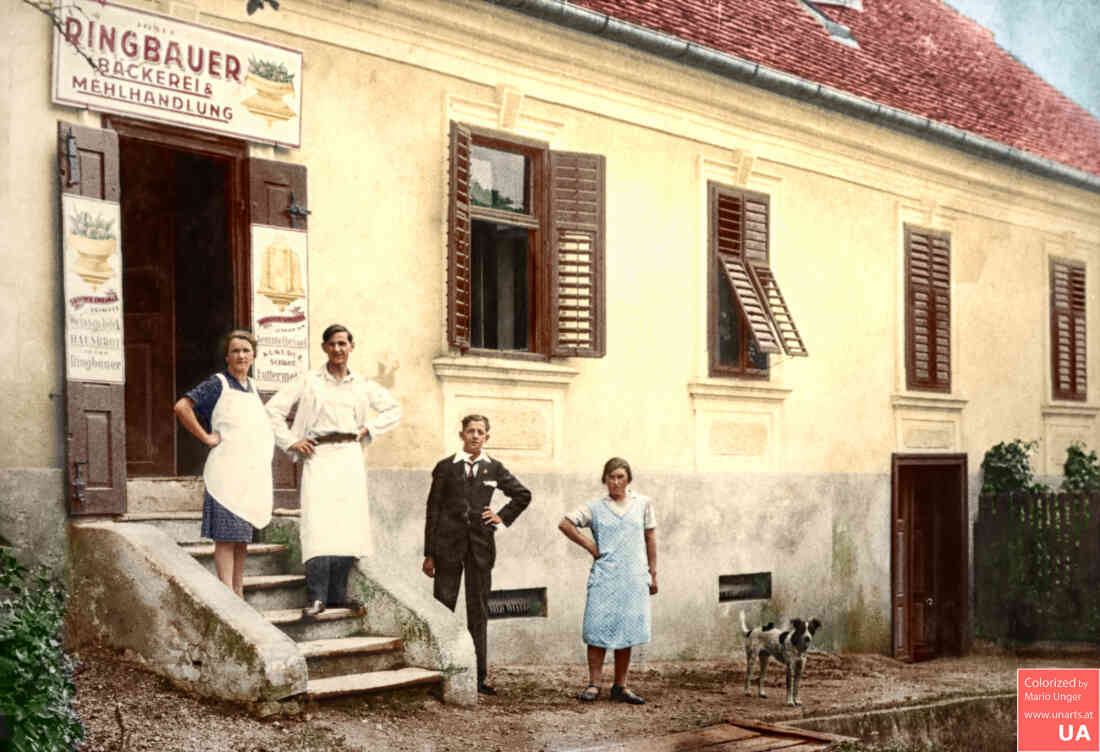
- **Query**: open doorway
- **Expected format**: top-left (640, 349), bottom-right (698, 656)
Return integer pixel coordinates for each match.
top-left (891, 454), bottom-right (969, 661)
top-left (111, 118), bottom-right (248, 478)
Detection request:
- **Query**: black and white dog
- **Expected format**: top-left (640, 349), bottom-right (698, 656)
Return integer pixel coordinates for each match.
top-left (740, 611), bottom-right (822, 706)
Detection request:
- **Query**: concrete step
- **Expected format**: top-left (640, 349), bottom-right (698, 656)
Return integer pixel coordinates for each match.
top-left (126, 477), bottom-right (205, 514)
top-left (118, 512), bottom-right (208, 543)
top-left (263, 607), bottom-right (368, 641)
top-left (299, 636), bottom-right (405, 678)
top-left (182, 542), bottom-right (289, 577)
top-left (242, 574), bottom-right (306, 611)
top-left (306, 667), bottom-right (443, 701)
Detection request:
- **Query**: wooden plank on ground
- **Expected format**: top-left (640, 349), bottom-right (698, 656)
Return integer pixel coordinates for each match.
top-left (573, 721), bottom-right (846, 751)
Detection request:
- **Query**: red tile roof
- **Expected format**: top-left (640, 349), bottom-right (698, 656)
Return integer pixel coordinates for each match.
top-left (566, 0), bottom-right (1100, 179)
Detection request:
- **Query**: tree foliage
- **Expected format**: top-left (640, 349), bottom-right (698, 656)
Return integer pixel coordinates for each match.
top-left (980, 439), bottom-right (1049, 494)
top-left (1061, 441), bottom-right (1100, 493)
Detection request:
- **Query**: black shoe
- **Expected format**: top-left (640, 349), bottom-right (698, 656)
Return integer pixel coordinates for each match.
top-left (301, 600), bottom-right (325, 620)
top-left (477, 682), bottom-right (497, 696)
top-left (610, 684), bottom-right (645, 705)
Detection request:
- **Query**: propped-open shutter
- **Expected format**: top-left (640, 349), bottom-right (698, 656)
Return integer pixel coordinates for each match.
top-left (749, 263), bottom-right (807, 357)
top-left (447, 122), bottom-right (472, 351)
top-left (249, 157), bottom-right (308, 510)
top-left (550, 151), bottom-right (605, 357)
top-left (59, 121), bottom-right (127, 516)
top-left (906, 227), bottom-right (951, 392)
top-left (1051, 259), bottom-right (1087, 401)
top-left (712, 189), bottom-right (781, 355)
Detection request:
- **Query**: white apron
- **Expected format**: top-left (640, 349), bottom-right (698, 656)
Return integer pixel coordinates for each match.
top-left (203, 373), bottom-right (275, 529)
top-left (299, 442), bottom-right (372, 560)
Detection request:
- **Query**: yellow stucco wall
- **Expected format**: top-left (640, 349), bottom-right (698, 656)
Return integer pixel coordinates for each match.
top-left (4, 0), bottom-right (1100, 480)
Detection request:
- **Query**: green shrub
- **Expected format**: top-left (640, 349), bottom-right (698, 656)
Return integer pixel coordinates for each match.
top-left (980, 439), bottom-right (1049, 493)
top-left (1061, 441), bottom-right (1100, 492)
top-left (0, 547), bottom-right (84, 751)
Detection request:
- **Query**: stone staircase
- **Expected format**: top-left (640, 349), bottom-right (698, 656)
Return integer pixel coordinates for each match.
top-left (121, 509), bottom-right (443, 703)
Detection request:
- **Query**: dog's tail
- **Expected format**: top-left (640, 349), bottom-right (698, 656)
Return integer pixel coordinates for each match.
top-left (739, 611), bottom-right (752, 637)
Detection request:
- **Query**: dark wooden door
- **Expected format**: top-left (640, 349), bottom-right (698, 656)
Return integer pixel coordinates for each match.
top-left (891, 454), bottom-right (969, 661)
top-left (249, 157), bottom-right (308, 510)
top-left (121, 140), bottom-right (177, 476)
top-left (908, 474), bottom-right (939, 661)
top-left (59, 121), bottom-right (127, 516)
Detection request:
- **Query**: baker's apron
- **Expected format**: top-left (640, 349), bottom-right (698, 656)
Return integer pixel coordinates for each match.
top-left (299, 442), bottom-right (372, 560)
top-left (203, 373), bottom-right (274, 529)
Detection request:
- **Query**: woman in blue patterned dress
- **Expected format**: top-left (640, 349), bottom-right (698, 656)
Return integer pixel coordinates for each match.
top-left (174, 330), bottom-right (274, 597)
top-left (558, 457), bottom-right (657, 705)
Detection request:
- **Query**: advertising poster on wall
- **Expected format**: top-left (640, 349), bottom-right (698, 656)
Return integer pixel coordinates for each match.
top-left (52, 0), bottom-right (303, 147)
top-left (251, 224), bottom-right (308, 391)
top-left (62, 194), bottom-right (125, 384)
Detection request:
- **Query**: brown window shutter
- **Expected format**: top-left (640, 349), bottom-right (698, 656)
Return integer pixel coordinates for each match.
top-left (1051, 258), bottom-right (1087, 401)
top-left (549, 150), bottom-right (605, 357)
top-left (58, 121), bottom-right (127, 516)
top-left (447, 122), bottom-right (472, 351)
top-left (248, 157), bottom-right (307, 229)
top-left (749, 263), bottom-right (808, 356)
top-left (905, 227), bottom-right (951, 392)
top-left (711, 187), bottom-right (781, 355)
top-left (247, 157), bottom-right (308, 511)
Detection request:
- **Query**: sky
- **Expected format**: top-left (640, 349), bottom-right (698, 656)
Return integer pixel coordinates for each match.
top-left (945, 0), bottom-right (1100, 119)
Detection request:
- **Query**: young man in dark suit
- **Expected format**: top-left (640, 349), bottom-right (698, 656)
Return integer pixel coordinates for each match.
top-left (422, 414), bottom-right (532, 696)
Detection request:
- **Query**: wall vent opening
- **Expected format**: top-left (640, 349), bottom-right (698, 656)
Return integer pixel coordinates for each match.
top-left (488, 587), bottom-right (548, 619)
top-left (719, 572), bottom-right (772, 602)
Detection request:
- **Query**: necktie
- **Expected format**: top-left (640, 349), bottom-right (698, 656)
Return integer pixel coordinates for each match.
top-left (466, 460), bottom-right (476, 479)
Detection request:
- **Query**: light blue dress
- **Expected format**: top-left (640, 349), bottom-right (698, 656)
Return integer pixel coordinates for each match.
top-left (579, 494), bottom-right (653, 649)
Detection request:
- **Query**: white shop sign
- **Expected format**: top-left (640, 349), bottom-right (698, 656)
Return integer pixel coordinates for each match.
top-left (250, 224), bottom-right (309, 391)
top-left (53, 0), bottom-right (302, 147)
top-left (62, 194), bottom-right (125, 384)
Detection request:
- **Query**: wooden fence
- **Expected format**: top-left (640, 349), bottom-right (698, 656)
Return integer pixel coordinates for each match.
top-left (974, 492), bottom-right (1100, 643)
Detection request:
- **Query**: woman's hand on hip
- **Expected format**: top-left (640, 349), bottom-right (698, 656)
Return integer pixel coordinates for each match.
top-left (288, 438), bottom-right (317, 458)
top-left (204, 431), bottom-right (222, 448)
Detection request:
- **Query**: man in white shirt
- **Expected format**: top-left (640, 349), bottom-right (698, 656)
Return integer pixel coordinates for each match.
top-left (266, 324), bottom-right (400, 618)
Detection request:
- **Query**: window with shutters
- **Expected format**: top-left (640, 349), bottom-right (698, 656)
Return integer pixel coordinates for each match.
top-left (1050, 258), bottom-right (1087, 401)
top-left (707, 183), bottom-right (807, 377)
top-left (447, 122), bottom-right (605, 358)
top-left (904, 225), bottom-right (951, 392)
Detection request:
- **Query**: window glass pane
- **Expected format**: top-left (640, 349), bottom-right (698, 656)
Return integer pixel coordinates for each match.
top-left (470, 145), bottom-right (528, 214)
top-left (471, 221), bottom-right (530, 351)
top-left (716, 267), bottom-right (768, 372)
top-left (717, 267), bottom-right (740, 366)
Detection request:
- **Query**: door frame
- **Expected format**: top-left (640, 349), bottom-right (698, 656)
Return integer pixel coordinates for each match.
top-left (890, 452), bottom-right (970, 661)
top-left (103, 115), bottom-right (252, 329)
top-left (103, 115), bottom-right (251, 478)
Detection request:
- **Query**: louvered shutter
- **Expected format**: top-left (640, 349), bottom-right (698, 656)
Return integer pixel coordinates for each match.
top-left (249, 157), bottom-right (308, 511)
top-left (550, 151), bottom-right (605, 357)
top-left (1051, 259), bottom-right (1087, 401)
top-left (905, 227), bottom-right (951, 392)
top-left (712, 188), bottom-right (781, 355)
top-left (447, 122), bottom-right (473, 351)
top-left (59, 121), bottom-right (127, 515)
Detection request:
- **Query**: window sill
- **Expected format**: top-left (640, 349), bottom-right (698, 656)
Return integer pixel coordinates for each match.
top-left (432, 355), bottom-right (579, 387)
top-left (890, 393), bottom-right (968, 412)
top-left (1041, 402), bottom-right (1100, 419)
top-left (687, 379), bottom-right (792, 405)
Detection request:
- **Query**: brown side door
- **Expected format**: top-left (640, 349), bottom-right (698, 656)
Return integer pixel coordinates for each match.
top-left (59, 121), bottom-right (127, 516)
top-left (249, 157), bottom-right (307, 510)
top-left (891, 454), bottom-right (969, 661)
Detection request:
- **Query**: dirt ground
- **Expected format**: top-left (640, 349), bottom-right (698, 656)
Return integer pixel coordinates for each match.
top-left (73, 646), bottom-right (1098, 751)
